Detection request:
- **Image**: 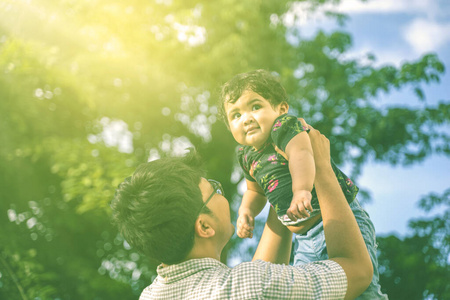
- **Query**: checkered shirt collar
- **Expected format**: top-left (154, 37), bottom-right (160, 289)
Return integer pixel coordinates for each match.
top-left (157, 258), bottom-right (227, 284)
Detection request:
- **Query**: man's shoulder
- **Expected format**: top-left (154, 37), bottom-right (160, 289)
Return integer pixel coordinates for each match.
top-left (139, 284), bottom-right (152, 300)
top-left (236, 259), bottom-right (345, 274)
top-left (230, 259), bottom-right (288, 275)
top-left (140, 260), bottom-right (347, 299)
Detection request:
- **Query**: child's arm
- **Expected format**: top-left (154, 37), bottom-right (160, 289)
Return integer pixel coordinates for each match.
top-left (252, 206), bottom-right (293, 264)
top-left (237, 179), bottom-right (267, 239)
top-left (285, 131), bottom-right (315, 221)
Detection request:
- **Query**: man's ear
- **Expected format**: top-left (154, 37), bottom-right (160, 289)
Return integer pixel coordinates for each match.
top-left (194, 216), bottom-right (216, 238)
top-left (278, 102), bottom-right (289, 114)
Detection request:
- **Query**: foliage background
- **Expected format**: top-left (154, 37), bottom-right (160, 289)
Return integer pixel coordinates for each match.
top-left (0, 0), bottom-right (448, 299)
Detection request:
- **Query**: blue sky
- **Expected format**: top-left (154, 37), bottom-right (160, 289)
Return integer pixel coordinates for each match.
top-left (96, 0), bottom-right (449, 269)
top-left (100, 0), bottom-right (449, 238)
top-left (242, 0), bottom-right (450, 240)
top-left (306, 0), bottom-right (450, 236)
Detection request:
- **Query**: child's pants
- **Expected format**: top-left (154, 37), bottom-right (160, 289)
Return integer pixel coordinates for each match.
top-left (293, 199), bottom-right (389, 300)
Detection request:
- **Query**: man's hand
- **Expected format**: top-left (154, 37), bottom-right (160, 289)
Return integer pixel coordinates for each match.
top-left (237, 210), bottom-right (255, 238)
top-left (286, 189), bottom-right (313, 221)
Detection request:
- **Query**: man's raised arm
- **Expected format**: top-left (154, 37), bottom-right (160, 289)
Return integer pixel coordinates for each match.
top-left (252, 206), bottom-right (292, 264)
top-left (305, 120), bottom-right (373, 300)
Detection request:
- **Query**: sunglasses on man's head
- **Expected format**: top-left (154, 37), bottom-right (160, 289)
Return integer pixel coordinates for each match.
top-left (206, 179), bottom-right (224, 201)
top-left (199, 179), bottom-right (225, 213)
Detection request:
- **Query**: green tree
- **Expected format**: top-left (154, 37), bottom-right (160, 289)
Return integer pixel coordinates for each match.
top-left (0, 0), bottom-right (448, 298)
top-left (377, 189), bottom-right (450, 300)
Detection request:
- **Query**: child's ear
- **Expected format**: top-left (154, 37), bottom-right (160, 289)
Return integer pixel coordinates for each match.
top-left (279, 102), bottom-right (289, 114)
top-left (194, 216), bottom-right (216, 238)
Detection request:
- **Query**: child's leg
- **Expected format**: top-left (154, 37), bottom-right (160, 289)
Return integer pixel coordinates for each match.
top-left (349, 199), bottom-right (388, 300)
top-left (293, 199), bottom-right (388, 299)
top-left (293, 220), bottom-right (327, 265)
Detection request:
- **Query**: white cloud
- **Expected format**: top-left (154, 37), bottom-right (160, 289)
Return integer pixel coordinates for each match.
top-left (331, 0), bottom-right (439, 16)
top-left (342, 45), bottom-right (410, 67)
top-left (403, 18), bottom-right (450, 53)
top-left (285, 0), bottom-right (450, 64)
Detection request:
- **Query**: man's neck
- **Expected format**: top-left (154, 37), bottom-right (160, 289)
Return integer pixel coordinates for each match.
top-left (184, 252), bottom-right (220, 262)
top-left (185, 239), bottom-right (221, 262)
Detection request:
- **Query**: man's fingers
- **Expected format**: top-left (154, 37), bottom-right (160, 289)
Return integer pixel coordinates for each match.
top-left (298, 118), bottom-right (307, 127)
top-left (298, 118), bottom-right (314, 131)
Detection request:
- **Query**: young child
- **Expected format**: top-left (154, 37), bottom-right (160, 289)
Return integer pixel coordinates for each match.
top-left (219, 69), bottom-right (388, 299)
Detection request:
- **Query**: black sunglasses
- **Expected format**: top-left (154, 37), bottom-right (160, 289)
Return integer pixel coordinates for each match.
top-left (199, 179), bottom-right (225, 213)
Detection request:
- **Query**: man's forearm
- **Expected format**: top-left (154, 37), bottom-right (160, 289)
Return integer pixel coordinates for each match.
top-left (306, 124), bottom-right (372, 300)
top-left (253, 207), bottom-right (292, 264)
top-left (315, 163), bottom-right (373, 299)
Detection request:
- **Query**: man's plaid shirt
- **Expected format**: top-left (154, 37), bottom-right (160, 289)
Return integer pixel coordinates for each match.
top-left (139, 258), bottom-right (347, 299)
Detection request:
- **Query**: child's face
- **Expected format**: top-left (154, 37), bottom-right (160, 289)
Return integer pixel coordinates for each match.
top-left (224, 89), bottom-right (288, 150)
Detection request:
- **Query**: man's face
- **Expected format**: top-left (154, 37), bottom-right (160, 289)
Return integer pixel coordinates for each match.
top-left (224, 90), bottom-right (288, 150)
top-left (198, 178), bottom-right (235, 249)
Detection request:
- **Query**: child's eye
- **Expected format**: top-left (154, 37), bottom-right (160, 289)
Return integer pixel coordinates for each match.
top-left (232, 113), bottom-right (241, 120)
top-left (252, 104), bottom-right (261, 111)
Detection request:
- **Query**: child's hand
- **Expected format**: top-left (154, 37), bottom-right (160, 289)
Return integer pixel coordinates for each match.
top-left (287, 190), bottom-right (313, 221)
top-left (237, 211), bottom-right (255, 238)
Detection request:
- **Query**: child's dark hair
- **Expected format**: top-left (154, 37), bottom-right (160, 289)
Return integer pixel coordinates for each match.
top-left (219, 69), bottom-right (288, 124)
top-left (110, 150), bottom-right (210, 264)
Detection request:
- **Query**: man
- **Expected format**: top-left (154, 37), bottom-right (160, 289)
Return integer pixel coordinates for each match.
top-left (111, 123), bottom-right (373, 299)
